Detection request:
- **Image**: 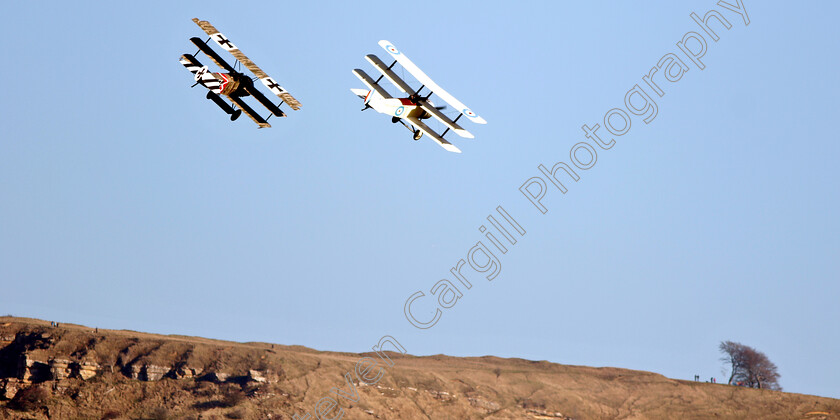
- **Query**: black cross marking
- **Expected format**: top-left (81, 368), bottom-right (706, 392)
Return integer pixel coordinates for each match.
top-left (214, 34), bottom-right (234, 49)
top-left (266, 79), bottom-right (284, 92)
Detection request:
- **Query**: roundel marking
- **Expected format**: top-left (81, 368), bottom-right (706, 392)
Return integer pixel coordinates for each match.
top-left (463, 108), bottom-right (477, 118)
top-left (395, 106), bottom-right (405, 116)
top-left (385, 44), bottom-right (400, 55)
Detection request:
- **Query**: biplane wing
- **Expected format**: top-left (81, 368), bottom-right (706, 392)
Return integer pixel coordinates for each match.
top-left (189, 37), bottom-right (236, 73)
top-left (192, 18), bottom-right (301, 111)
top-left (243, 85), bottom-right (286, 118)
top-left (352, 69), bottom-right (393, 99)
top-left (378, 40), bottom-right (486, 124)
top-left (229, 95), bottom-right (271, 128)
top-left (364, 54), bottom-right (415, 95)
top-left (404, 116), bottom-right (461, 154)
top-left (416, 100), bottom-right (474, 138)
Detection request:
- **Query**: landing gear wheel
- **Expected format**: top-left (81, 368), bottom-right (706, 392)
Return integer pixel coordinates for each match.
top-left (230, 109), bottom-right (242, 121)
top-left (413, 130), bottom-right (423, 141)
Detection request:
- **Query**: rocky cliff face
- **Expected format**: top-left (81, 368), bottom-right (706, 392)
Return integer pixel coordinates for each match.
top-left (0, 328), bottom-right (279, 388)
top-left (0, 318), bottom-right (289, 419)
top-left (0, 317), bottom-right (838, 420)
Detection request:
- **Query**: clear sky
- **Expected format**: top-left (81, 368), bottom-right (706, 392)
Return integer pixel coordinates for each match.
top-left (1, 0), bottom-right (838, 399)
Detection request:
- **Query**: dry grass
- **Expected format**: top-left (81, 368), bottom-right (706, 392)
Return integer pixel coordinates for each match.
top-left (0, 316), bottom-right (837, 420)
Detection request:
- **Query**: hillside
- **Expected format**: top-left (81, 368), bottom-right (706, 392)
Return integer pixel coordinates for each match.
top-left (0, 316), bottom-right (836, 419)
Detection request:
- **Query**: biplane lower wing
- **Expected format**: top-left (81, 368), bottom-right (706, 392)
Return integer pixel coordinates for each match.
top-left (352, 69), bottom-right (393, 99)
top-left (378, 40), bottom-right (486, 125)
top-left (417, 100), bottom-right (474, 139)
top-left (229, 95), bottom-right (270, 128)
top-left (404, 116), bottom-right (461, 154)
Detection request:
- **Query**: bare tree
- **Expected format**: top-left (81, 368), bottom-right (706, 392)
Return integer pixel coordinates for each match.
top-left (719, 341), bottom-right (747, 385)
top-left (742, 346), bottom-right (781, 390)
top-left (719, 340), bottom-right (781, 390)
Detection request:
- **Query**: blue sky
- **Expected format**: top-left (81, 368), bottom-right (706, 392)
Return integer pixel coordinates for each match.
top-left (1, 0), bottom-right (838, 399)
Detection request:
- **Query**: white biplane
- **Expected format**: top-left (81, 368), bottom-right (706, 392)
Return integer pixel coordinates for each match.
top-left (179, 18), bottom-right (301, 128)
top-left (351, 41), bottom-right (486, 153)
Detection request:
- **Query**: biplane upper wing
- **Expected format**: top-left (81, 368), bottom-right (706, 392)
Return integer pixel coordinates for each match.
top-left (378, 40), bottom-right (486, 124)
top-left (192, 18), bottom-right (301, 111)
top-left (352, 69), bottom-right (393, 99)
top-left (404, 116), bottom-right (461, 154)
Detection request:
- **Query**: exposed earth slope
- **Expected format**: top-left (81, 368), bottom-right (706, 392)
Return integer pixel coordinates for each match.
top-left (0, 317), bottom-right (836, 419)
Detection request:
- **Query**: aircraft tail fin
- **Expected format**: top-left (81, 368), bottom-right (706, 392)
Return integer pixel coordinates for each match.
top-left (350, 88), bottom-right (368, 99)
top-left (350, 88), bottom-right (381, 104)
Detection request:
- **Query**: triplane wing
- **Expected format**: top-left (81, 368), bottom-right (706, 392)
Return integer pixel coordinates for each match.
top-left (180, 18), bottom-right (301, 128)
top-left (353, 69), bottom-right (394, 100)
top-left (415, 101), bottom-right (474, 139)
top-left (351, 40), bottom-right (486, 153)
top-left (191, 19), bottom-right (301, 111)
top-left (404, 116), bottom-right (461, 153)
top-left (378, 40), bottom-right (486, 125)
